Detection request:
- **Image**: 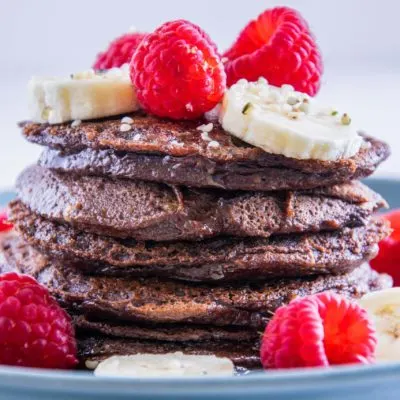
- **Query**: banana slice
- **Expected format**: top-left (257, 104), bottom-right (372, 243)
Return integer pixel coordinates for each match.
top-left (93, 352), bottom-right (234, 377)
top-left (28, 65), bottom-right (139, 124)
top-left (359, 288), bottom-right (400, 362)
top-left (219, 78), bottom-right (363, 161)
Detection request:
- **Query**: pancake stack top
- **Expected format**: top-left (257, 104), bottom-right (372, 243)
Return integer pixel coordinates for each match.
top-left (2, 113), bottom-right (392, 371)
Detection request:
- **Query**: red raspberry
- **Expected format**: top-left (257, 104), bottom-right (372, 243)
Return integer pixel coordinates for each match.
top-left (130, 20), bottom-right (226, 120)
top-left (370, 212), bottom-right (400, 286)
top-left (0, 211), bottom-right (13, 233)
top-left (223, 7), bottom-right (323, 96)
top-left (93, 32), bottom-right (147, 70)
top-left (260, 292), bottom-right (376, 369)
top-left (0, 272), bottom-right (77, 369)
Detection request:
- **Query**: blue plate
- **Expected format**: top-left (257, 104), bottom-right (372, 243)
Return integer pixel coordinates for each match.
top-left (0, 178), bottom-right (399, 400)
top-left (0, 191), bottom-right (16, 207)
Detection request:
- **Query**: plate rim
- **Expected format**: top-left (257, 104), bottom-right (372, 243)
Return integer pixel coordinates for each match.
top-left (0, 179), bottom-right (399, 395)
top-left (0, 362), bottom-right (399, 395)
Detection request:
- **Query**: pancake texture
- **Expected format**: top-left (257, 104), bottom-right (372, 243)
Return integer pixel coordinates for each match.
top-left (11, 201), bottom-right (390, 282)
top-left (0, 234), bottom-right (391, 330)
top-left (9, 112), bottom-right (392, 370)
top-left (77, 336), bottom-right (261, 370)
top-left (73, 314), bottom-right (260, 343)
top-left (20, 113), bottom-right (390, 191)
top-left (16, 166), bottom-right (386, 241)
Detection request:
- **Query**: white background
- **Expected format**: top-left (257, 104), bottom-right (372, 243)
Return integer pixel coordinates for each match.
top-left (1, 0), bottom-right (399, 188)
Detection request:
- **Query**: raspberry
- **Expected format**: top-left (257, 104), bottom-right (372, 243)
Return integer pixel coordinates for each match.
top-left (0, 272), bottom-right (77, 369)
top-left (0, 211), bottom-right (12, 233)
top-left (370, 212), bottom-right (400, 286)
top-left (260, 292), bottom-right (376, 369)
top-left (93, 32), bottom-right (147, 70)
top-left (130, 20), bottom-right (226, 120)
top-left (223, 7), bottom-right (323, 96)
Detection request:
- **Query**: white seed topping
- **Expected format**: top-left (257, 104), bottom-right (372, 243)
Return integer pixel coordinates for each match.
top-left (201, 131), bottom-right (213, 142)
top-left (170, 140), bottom-right (184, 147)
top-left (228, 80), bottom-right (323, 121)
top-left (196, 123), bottom-right (213, 133)
top-left (222, 77), bottom-right (357, 145)
top-left (71, 119), bottom-right (82, 127)
top-left (298, 101), bottom-right (310, 114)
top-left (121, 116), bottom-right (134, 124)
top-left (120, 123), bottom-right (132, 132)
top-left (287, 96), bottom-right (299, 106)
top-left (341, 113), bottom-right (352, 125)
top-left (266, 91), bottom-right (283, 104)
top-left (71, 66), bottom-right (130, 80)
top-left (257, 77), bottom-right (268, 85)
top-left (281, 84), bottom-right (295, 94)
top-left (71, 69), bottom-right (96, 80)
top-left (220, 79), bottom-right (363, 162)
top-left (208, 140), bottom-right (220, 148)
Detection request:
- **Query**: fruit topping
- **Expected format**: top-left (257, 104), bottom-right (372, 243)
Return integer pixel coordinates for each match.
top-left (28, 66), bottom-right (139, 124)
top-left (130, 20), bottom-right (226, 120)
top-left (0, 272), bottom-right (77, 369)
top-left (260, 292), bottom-right (376, 369)
top-left (223, 7), bottom-right (323, 96)
top-left (93, 352), bottom-right (234, 377)
top-left (370, 211), bottom-right (400, 287)
top-left (0, 211), bottom-right (13, 233)
top-left (359, 288), bottom-right (400, 362)
top-left (219, 79), bottom-right (362, 161)
top-left (93, 32), bottom-right (147, 70)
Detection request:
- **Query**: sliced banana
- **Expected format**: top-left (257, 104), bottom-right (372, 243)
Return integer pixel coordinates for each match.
top-left (28, 65), bottom-right (139, 124)
top-left (0, 248), bottom-right (5, 265)
top-left (219, 78), bottom-right (363, 161)
top-left (359, 288), bottom-right (400, 362)
top-left (93, 352), bottom-right (234, 377)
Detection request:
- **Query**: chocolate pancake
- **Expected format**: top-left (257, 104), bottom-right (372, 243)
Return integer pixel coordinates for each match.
top-left (0, 234), bottom-right (391, 329)
top-left (21, 113), bottom-right (390, 191)
top-left (16, 166), bottom-right (385, 241)
top-left (74, 315), bottom-right (259, 343)
top-left (11, 201), bottom-right (390, 281)
top-left (78, 335), bottom-right (261, 370)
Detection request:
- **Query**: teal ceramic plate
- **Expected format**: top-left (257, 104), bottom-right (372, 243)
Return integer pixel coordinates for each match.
top-left (0, 178), bottom-right (399, 400)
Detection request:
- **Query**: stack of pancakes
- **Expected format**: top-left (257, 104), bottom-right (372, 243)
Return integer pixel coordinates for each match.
top-left (1, 113), bottom-right (392, 370)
